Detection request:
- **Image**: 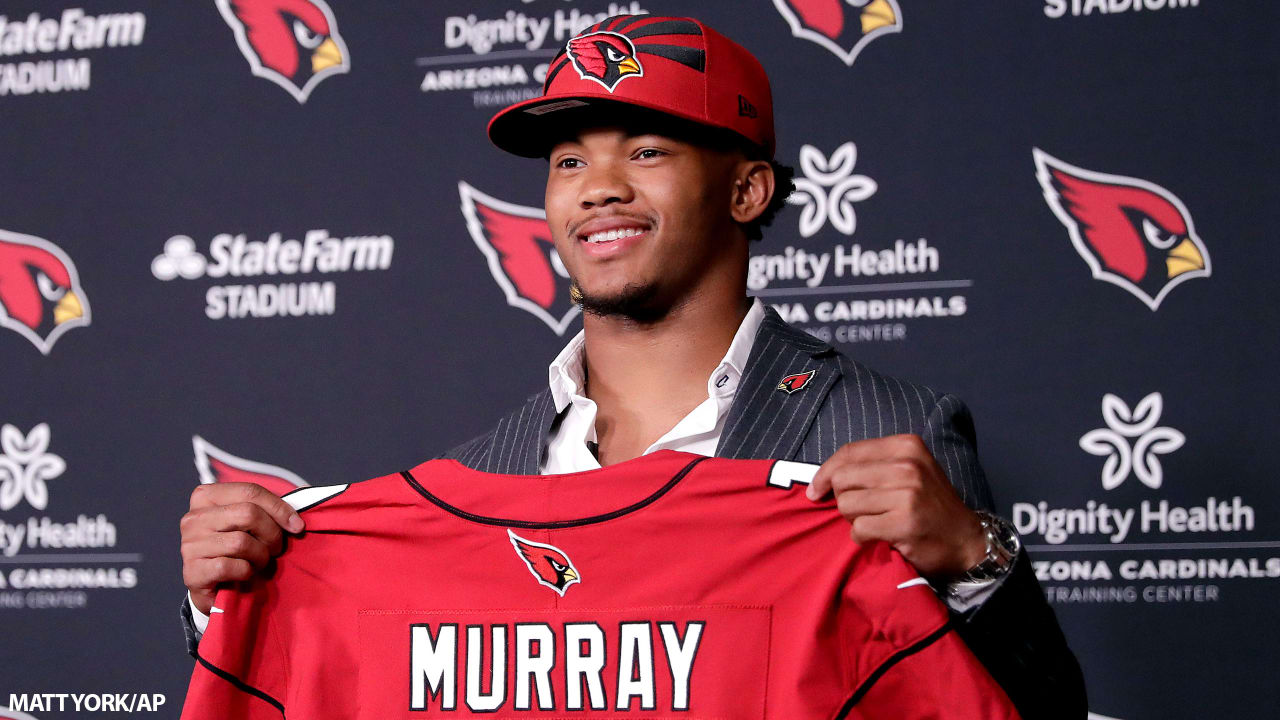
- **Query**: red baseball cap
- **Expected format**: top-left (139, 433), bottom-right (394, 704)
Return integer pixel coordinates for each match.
top-left (488, 15), bottom-right (775, 158)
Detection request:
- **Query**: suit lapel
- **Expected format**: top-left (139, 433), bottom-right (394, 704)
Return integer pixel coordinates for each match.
top-left (717, 307), bottom-right (841, 461)
top-left (493, 389), bottom-right (558, 475)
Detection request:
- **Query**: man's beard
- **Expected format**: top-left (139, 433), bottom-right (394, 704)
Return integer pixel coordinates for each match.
top-left (571, 279), bottom-right (667, 323)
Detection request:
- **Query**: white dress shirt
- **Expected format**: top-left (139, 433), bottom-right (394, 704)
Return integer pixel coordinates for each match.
top-left (541, 300), bottom-right (766, 474)
top-left (190, 298), bottom-right (994, 635)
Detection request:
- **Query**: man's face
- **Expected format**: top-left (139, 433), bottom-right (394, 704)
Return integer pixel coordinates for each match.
top-left (544, 125), bottom-right (744, 319)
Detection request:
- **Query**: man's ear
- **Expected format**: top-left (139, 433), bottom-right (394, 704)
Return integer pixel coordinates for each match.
top-left (730, 160), bottom-right (776, 225)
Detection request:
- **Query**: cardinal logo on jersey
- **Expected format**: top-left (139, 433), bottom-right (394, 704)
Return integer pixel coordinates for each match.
top-left (508, 530), bottom-right (581, 596)
top-left (215, 0), bottom-right (350, 103)
top-left (0, 229), bottom-right (90, 355)
top-left (773, 0), bottom-right (902, 66)
top-left (459, 181), bottom-right (580, 336)
top-left (1033, 149), bottom-right (1210, 311)
top-left (566, 31), bottom-right (643, 92)
top-left (776, 369), bottom-right (817, 394)
top-left (192, 435), bottom-right (310, 496)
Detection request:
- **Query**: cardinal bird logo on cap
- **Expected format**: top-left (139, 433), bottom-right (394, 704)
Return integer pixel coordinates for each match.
top-left (1034, 149), bottom-right (1210, 311)
top-left (508, 530), bottom-right (580, 595)
top-left (773, 0), bottom-right (902, 66)
top-left (193, 435), bottom-right (310, 496)
top-left (459, 181), bottom-right (580, 336)
top-left (0, 229), bottom-right (90, 355)
top-left (215, 0), bottom-right (349, 103)
top-left (777, 369), bottom-right (817, 394)
top-left (566, 31), bottom-right (644, 92)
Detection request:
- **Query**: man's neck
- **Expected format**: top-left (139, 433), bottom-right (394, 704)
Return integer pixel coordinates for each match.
top-left (582, 292), bottom-right (751, 466)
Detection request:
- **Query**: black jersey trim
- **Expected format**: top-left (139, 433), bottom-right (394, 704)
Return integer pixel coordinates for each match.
top-left (832, 620), bottom-right (954, 718)
top-left (195, 651), bottom-right (285, 717)
top-left (400, 456), bottom-right (708, 529)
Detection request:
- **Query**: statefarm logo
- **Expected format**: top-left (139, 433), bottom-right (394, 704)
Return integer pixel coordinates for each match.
top-left (1034, 149), bottom-right (1210, 310)
top-left (750, 141), bottom-right (966, 346)
top-left (150, 229), bottom-right (394, 320)
top-left (0, 229), bottom-right (90, 355)
top-left (459, 181), bottom-right (579, 336)
top-left (0, 8), bottom-right (146, 98)
top-left (215, 0), bottom-right (349, 103)
top-left (192, 435), bottom-right (309, 496)
top-left (0, 422), bottom-right (133, 609)
top-left (772, 0), bottom-right (901, 66)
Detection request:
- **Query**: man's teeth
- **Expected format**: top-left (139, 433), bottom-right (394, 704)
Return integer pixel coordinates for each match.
top-left (584, 227), bottom-right (643, 244)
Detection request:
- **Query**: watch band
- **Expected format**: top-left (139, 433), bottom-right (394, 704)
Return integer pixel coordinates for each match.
top-left (959, 510), bottom-right (1021, 583)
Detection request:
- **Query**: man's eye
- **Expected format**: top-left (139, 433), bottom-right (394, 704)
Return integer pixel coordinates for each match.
top-left (634, 149), bottom-right (664, 160)
top-left (556, 158), bottom-right (583, 169)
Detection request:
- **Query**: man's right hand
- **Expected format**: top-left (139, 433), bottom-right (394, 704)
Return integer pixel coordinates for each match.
top-left (180, 482), bottom-right (305, 615)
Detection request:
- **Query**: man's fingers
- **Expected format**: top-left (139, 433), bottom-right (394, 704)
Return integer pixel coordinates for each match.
top-left (810, 458), bottom-right (927, 501)
top-left (189, 482), bottom-right (304, 534)
top-left (848, 511), bottom-right (907, 546)
top-left (834, 487), bottom-right (912, 521)
top-left (183, 554), bottom-right (258, 593)
top-left (805, 470), bottom-right (833, 501)
top-left (182, 532), bottom-right (273, 569)
top-left (808, 435), bottom-right (931, 500)
top-left (183, 502), bottom-right (288, 558)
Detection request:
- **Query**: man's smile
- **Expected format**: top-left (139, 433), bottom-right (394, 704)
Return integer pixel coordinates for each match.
top-left (584, 227), bottom-right (644, 244)
top-left (571, 215), bottom-right (652, 256)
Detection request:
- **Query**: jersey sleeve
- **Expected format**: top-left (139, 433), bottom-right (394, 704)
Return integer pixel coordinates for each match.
top-left (843, 624), bottom-right (1021, 719)
top-left (838, 541), bottom-right (1021, 719)
top-left (179, 582), bottom-right (288, 719)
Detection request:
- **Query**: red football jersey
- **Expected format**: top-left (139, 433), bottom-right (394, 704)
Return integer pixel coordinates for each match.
top-left (181, 450), bottom-right (1019, 719)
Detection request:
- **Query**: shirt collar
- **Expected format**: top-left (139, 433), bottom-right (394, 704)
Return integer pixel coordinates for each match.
top-left (548, 298), bottom-right (766, 413)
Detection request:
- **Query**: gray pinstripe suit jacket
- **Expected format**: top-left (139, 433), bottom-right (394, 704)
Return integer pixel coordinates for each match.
top-left (441, 306), bottom-right (1086, 719)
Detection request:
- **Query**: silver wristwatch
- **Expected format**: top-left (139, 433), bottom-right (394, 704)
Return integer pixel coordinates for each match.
top-left (959, 511), bottom-right (1021, 583)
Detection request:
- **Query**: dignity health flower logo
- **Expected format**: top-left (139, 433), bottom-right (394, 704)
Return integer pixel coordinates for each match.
top-left (0, 423), bottom-right (65, 510)
top-left (1079, 393), bottom-right (1184, 490)
top-left (788, 142), bottom-right (878, 238)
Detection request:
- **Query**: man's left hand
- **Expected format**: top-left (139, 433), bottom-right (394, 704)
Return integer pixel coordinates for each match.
top-left (806, 434), bottom-right (987, 580)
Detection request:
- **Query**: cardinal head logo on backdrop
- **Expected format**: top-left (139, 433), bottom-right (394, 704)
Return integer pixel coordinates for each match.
top-left (773, 0), bottom-right (902, 66)
top-left (193, 435), bottom-right (310, 496)
top-left (215, 0), bottom-right (350, 103)
top-left (0, 230), bottom-right (90, 355)
top-left (1034, 149), bottom-right (1210, 310)
top-left (459, 182), bottom-right (580, 336)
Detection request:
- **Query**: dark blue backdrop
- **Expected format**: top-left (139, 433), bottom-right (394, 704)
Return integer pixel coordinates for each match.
top-left (1, 1), bottom-right (1275, 718)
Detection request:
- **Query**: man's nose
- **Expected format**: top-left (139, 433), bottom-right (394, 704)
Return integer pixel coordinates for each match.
top-left (578, 161), bottom-right (634, 208)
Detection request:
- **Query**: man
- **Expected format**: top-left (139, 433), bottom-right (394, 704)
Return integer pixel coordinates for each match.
top-left (179, 14), bottom-right (1085, 718)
